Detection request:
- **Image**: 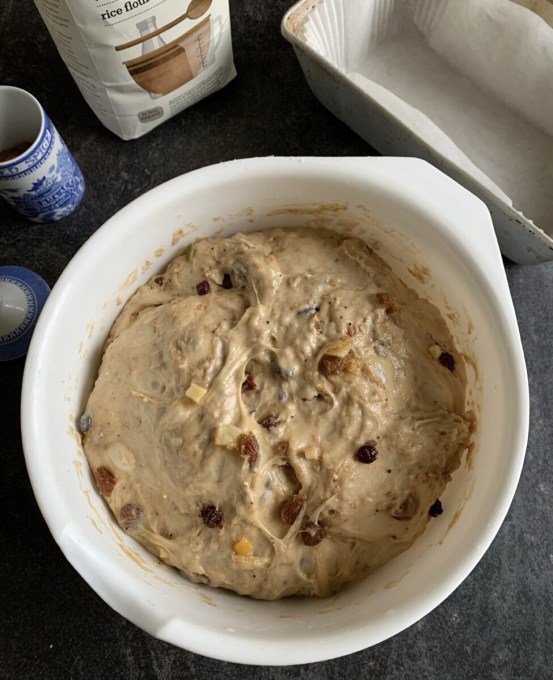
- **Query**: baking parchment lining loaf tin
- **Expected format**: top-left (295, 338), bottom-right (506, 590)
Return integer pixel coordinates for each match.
top-left (282, 0), bottom-right (553, 264)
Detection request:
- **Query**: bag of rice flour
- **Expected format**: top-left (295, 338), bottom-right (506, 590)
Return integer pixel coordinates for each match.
top-left (34, 0), bottom-right (236, 140)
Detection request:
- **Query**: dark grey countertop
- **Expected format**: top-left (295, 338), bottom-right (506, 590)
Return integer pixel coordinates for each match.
top-left (1, 1), bottom-right (552, 678)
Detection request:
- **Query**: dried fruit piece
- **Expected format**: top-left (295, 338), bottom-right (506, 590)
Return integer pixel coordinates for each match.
top-left (277, 440), bottom-right (289, 455)
top-left (318, 340), bottom-right (354, 378)
top-left (391, 492), bottom-right (420, 521)
top-left (221, 273), bottom-right (233, 289)
top-left (206, 268), bottom-right (224, 286)
top-left (280, 494), bottom-right (306, 525)
top-left (322, 340), bottom-right (351, 358)
top-left (272, 358), bottom-right (295, 380)
top-left (429, 499), bottom-right (444, 517)
top-left (120, 503), bottom-right (141, 522)
top-left (120, 503), bottom-right (142, 529)
top-left (185, 383), bottom-right (207, 403)
top-left (185, 243), bottom-right (195, 261)
top-left (438, 351), bottom-right (455, 372)
top-left (303, 446), bottom-right (319, 460)
top-left (276, 440), bottom-right (290, 465)
top-left (260, 414), bottom-right (280, 431)
top-left (428, 343), bottom-right (442, 359)
top-left (95, 466), bottom-right (116, 497)
top-left (297, 304), bottom-right (320, 317)
top-left (200, 504), bottom-right (223, 528)
top-left (79, 413), bottom-right (92, 433)
top-left (319, 352), bottom-right (352, 377)
top-left (376, 292), bottom-right (398, 314)
top-left (233, 538), bottom-right (253, 556)
top-left (428, 344), bottom-right (455, 372)
top-left (196, 280), bottom-right (210, 296)
top-left (213, 424), bottom-right (242, 448)
top-left (241, 372), bottom-right (256, 392)
top-left (238, 432), bottom-right (259, 464)
top-left (356, 441), bottom-right (378, 464)
top-left (301, 520), bottom-right (325, 546)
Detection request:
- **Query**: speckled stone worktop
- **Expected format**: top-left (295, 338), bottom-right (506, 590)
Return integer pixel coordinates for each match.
top-left (1, 1), bottom-right (552, 678)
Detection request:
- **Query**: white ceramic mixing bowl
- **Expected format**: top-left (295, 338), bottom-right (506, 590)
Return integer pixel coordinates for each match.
top-left (21, 157), bottom-right (528, 665)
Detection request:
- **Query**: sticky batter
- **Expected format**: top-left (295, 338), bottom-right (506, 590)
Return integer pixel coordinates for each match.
top-left (81, 227), bottom-right (474, 599)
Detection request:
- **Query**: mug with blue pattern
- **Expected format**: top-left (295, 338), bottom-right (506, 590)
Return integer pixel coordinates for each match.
top-left (0, 86), bottom-right (85, 222)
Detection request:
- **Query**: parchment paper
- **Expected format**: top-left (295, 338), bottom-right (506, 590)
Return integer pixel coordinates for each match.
top-left (308, 0), bottom-right (553, 237)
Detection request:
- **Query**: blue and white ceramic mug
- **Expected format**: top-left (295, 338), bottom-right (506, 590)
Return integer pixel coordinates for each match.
top-left (0, 86), bottom-right (85, 222)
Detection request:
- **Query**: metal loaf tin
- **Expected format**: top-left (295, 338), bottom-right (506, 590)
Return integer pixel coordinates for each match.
top-left (282, 0), bottom-right (553, 264)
